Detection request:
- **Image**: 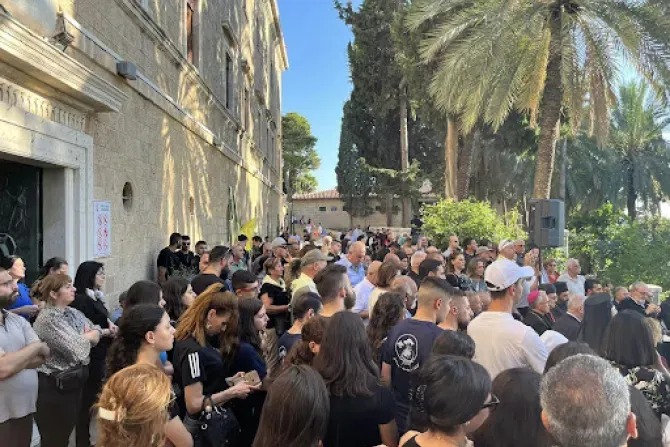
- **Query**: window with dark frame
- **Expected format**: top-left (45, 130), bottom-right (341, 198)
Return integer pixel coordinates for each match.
top-left (186, 0), bottom-right (195, 64)
top-left (225, 53), bottom-right (233, 109)
top-left (319, 207), bottom-right (327, 212)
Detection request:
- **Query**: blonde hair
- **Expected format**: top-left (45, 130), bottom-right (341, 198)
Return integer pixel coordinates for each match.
top-left (645, 317), bottom-right (663, 346)
top-left (96, 364), bottom-right (171, 447)
top-left (175, 283), bottom-right (239, 359)
top-left (37, 273), bottom-right (73, 304)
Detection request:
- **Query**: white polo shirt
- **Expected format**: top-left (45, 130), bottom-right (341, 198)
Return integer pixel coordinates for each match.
top-left (467, 311), bottom-right (548, 379)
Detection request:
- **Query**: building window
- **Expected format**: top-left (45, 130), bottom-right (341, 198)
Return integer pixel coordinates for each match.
top-left (185, 0), bottom-right (199, 66)
top-left (331, 206), bottom-right (337, 212)
top-left (319, 207), bottom-right (327, 212)
top-left (122, 182), bottom-right (133, 212)
top-left (225, 53), bottom-right (233, 109)
top-left (189, 196), bottom-right (195, 216)
top-left (266, 127), bottom-right (270, 159)
top-left (242, 87), bottom-right (249, 129)
top-left (257, 110), bottom-right (262, 150)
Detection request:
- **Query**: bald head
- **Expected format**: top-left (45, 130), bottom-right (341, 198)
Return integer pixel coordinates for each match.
top-left (411, 251), bottom-right (427, 271)
top-left (366, 261), bottom-right (382, 286)
top-left (392, 275), bottom-right (418, 298)
top-left (347, 241), bottom-right (366, 266)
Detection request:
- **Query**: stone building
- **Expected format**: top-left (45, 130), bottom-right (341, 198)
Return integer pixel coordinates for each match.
top-left (291, 189), bottom-right (438, 231)
top-left (0, 0), bottom-right (287, 302)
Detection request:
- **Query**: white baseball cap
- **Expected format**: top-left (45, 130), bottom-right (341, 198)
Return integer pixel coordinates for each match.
top-left (498, 239), bottom-right (515, 251)
top-left (484, 259), bottom-right (535, 292)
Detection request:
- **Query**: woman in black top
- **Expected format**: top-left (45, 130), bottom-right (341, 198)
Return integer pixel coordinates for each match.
top-left (162, 277), bottom-right (196, 324)
top-left (259, 257), bottom-right (290, 374)
top-left (233, 298), bottom-right (270, 446)
top-left (173, 284), bottom-right (259, 440)
top-left (446, 252), bottom-right (473, 291)
top-left (313, 312), bottom-right (398, 447)
top-left (70, 261), bottom-right (116, 447)
top-left (401, 356), bottom-right (494, 447)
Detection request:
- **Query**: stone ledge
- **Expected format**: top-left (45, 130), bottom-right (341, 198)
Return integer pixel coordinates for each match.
top-left (0, 9), bottom-right (127, 112)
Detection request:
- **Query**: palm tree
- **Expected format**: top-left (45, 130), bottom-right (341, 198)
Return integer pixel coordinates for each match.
top-left (407, 0), bottom-right (670, 199)
top-left (610, 81), bottom-right (670, 220)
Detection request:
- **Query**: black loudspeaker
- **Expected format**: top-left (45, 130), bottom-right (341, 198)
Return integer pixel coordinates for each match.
top-left (529, 200), bottom-right (565, 248)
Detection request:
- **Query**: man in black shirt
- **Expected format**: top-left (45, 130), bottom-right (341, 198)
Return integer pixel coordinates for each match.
top-left (157, 233), bottom-right (182, 285)
top-left (191, 246), bottom-right (231, 295)
top-left (176, 235), bottom-right (197, 274)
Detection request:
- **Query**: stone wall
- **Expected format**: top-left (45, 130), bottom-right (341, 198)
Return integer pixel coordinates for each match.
top-left (292, 198), bottom-right (404, 231)
top-left (0, 0), bottom-right (286, 306)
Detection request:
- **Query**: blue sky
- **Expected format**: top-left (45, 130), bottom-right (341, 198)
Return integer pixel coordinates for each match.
top-left (278, 0), bottom-right (362, 191)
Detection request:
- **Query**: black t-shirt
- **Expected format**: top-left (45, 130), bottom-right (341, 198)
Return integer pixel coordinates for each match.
top-left (173, 335), bottom-right (230, 415)
top-left (259, 282), bottom-right (290, 332)
top-left (176, 250), bottom-right (198, 273)
top-left (324, 384), bottom-right (396, 447)
top-left (381, 319), bottom-right (443, 433)
top-left (157, 247), bottom-right (181, 278)
top-left (191, 273), bottom-right (224, 295)
top-left (278, 332), bottom-right (301, 366)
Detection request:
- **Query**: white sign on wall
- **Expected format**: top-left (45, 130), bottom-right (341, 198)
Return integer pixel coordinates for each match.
top-left (93, 201), bottom-right (111, 258)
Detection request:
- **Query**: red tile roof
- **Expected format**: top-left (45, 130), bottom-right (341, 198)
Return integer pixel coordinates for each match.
top-left (292, 189), bottom-right (340, 200)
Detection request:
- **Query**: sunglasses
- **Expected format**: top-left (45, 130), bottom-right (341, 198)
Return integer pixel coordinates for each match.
top-left (482, 394), bottom-right (500, 411)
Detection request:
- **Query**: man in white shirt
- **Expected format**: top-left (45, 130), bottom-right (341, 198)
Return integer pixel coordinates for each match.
top-left (291, 250), bottom-right (328, 299)
top-left (352, 261), bottom-right (381, 320)
top-left (468, 259), bottom-right (548, 378)
top-left (557, 258), bottom-right (586, 296)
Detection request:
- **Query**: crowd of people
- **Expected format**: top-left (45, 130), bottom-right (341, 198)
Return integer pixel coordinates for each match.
top-left (1, 226), bottom-right (670, 447)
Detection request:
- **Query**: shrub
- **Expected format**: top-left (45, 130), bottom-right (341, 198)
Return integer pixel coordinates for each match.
top-left (422, 199), bottom-right (526, 249)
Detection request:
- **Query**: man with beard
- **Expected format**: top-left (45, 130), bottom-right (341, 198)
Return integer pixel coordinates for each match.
top-left (0, 267), bottom-right (50, 446)
top-left (314, 264), bottom-right (356, 320)
top-left (438, 289), bottom-right (474, 331)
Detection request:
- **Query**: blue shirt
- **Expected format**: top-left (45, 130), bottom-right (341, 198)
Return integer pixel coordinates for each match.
top-left (7, 284), bottom-right (33, 321)
top-left (336, 257), bottom-right (365, 287)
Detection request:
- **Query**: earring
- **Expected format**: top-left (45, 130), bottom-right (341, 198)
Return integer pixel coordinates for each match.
top-left (206, 322), bottom-right (211, 330)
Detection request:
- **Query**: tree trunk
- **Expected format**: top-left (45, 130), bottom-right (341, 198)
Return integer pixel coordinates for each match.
top-left (627, 160), bottom-right (637, 221)
top-left (558, 137), bottom-right (567, 201)
top-left (386, 194), bottom-right (394, 227)
top-left (533, 9), bottom-right (564, 199)
top-left (457, 129), bottom-right (479, 201)
top-left (445, 117), bottom-right (458, 199)
top-left (400, 80), bottom-right (411, 227)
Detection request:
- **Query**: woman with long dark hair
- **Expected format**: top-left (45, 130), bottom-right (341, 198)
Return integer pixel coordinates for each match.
top-left (603, 310), bottom-right (670, 417)
top-left (71, 261), bottom-right (116, 447)
top-left (233, 298), bottom-right (269, 446)
top-left (253, 365), bottom-right (329, 447)
top-left (471, 368), bottom-right (553, 447)
top-left (162, 277), bottom-right (195, 323)
top-left (314, 312), bottom-right (398, 447)
top-left (446, 252), bottom-right (473, 291)
top-left (367, 292), bottom-right (405, 366)
top-left (402, 356), bottom-right (494, 446)
top-left (106, 304), bottom-right (191, 447)
top-left (124, 280), bottom-right (165, 310)
top-left (30, 257), bottom-right (69, 301)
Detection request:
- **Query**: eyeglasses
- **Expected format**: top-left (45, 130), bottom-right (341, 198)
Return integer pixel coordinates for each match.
top-left (481, 394), bottom-right (500, 411)
top-left (96, 270), bottom-right (106, 276)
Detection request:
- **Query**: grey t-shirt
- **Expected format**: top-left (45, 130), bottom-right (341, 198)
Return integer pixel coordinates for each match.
top-left (0, 311), bottom-right (39, 423)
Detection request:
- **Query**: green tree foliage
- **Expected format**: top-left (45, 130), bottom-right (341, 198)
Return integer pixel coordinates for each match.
top-left (336, 100), bottom-right (375, 218)
top-left (282, 112), bottom-right (320, 194)
top-left (407, 0), bottom-right (670, 199)
top-left (422, 199), bottom-right (526, 249)
top-left (335, 0), bottom-right (444, 222)
top-left (610, 81), bottom-right (670, 220)
top-left (567, 205), bottom-right (670, 290)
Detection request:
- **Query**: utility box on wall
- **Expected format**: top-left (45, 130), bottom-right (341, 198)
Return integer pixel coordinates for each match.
top-left (529, 199), bottom-right (565, 248)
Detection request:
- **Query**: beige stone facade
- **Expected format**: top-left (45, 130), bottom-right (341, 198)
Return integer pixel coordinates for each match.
top-left (291, 189), bottom-right (423, 231)
top-left (0, 0), bottom-right (287, 304)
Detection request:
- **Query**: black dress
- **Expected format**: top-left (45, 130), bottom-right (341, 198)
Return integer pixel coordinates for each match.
top-left (69, 290), bottom-right (111, 447)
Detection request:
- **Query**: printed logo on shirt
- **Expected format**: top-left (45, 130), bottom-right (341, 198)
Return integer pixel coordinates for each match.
top-left (278, 345), bottom-right (287, 363)
top-left (188, 352), bottom-right (201, 379)
top-left (394, 334), bottom-right (419, 372)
